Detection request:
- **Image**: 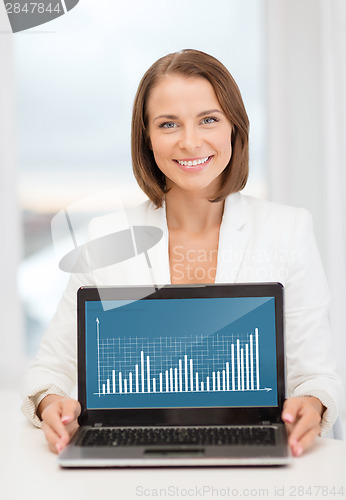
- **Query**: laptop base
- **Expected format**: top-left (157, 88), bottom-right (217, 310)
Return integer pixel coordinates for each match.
top-left (58, 424), bottom-right (291, 468)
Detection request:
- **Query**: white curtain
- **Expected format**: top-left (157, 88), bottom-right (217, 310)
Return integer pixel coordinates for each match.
top-left (266, 0), bottom-right (346, 395)
top-left (0, 5), bottom-right (25, 385)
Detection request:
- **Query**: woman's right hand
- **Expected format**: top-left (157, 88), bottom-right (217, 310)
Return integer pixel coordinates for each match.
top-left (38, 395), bottom-right (81, 454)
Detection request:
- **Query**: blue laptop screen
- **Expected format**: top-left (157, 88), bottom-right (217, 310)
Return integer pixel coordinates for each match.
top-left (84, 297), bottom-right (278, 409)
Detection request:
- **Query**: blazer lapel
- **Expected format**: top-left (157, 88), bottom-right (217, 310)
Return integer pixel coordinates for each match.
top-left (143, 202), bottom-right (171, 285)
top-left (215, 193), bottom-right (250, 284)
top-left (146, 193), bottom-right (251, 286)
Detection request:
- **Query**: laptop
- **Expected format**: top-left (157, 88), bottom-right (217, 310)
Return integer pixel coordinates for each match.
top-left (58, 283), bottom-right (291, 467)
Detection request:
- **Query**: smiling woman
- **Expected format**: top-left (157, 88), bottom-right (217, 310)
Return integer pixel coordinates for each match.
top-left (21, 49), bottom-right (343, 460)
top-left (131, 50), bottom-right (250, 285)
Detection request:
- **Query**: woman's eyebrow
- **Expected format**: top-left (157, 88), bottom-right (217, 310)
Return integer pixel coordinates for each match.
top-left (153, 109), bottom-right (224, 123)
top-left (196, 109), bottom-right (224, 118)
top-left (153, 114), bottom-right (178, 123)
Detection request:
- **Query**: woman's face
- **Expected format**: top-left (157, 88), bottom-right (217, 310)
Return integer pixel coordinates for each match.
top-left (147, 74), bottom-right (233, 197)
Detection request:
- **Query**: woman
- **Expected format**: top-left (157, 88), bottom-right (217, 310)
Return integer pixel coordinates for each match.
top-left (21, 49), bottom-right (343, 456)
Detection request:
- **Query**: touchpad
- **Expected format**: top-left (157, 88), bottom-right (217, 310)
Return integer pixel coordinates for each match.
top-left (144, 448), bottom-right (205, 456)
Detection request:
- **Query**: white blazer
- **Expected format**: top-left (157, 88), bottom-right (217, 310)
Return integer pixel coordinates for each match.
top-left (21, 193), bottom-right (344, 433)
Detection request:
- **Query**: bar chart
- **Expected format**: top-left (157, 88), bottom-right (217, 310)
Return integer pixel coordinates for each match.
top-left (94, 317), bottom-right (270, 397)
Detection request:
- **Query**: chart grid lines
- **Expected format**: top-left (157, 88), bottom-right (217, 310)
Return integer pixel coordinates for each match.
top-left (95, 319), bottom-right (268, 397)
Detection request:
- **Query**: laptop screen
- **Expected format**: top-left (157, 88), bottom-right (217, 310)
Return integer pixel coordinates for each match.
top-left (82, 291), bottom-right (279, 411)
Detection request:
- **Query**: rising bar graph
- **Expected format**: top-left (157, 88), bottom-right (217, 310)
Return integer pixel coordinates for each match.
top-left (94, 318), bottom-right (271, 397)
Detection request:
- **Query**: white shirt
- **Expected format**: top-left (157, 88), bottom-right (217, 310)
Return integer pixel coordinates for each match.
top-left (21, 193), bottom-right (344, 434)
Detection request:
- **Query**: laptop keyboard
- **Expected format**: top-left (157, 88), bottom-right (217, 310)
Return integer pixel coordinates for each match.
top-left (76, 426), bottom-right (276, 447)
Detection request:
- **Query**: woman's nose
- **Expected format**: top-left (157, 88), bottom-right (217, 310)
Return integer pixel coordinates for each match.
top-left (178, 126), bottom-right (202, 151)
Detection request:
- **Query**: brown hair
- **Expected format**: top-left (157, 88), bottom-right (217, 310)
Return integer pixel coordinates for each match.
top-left (131, 49), bottom-right (249, 208)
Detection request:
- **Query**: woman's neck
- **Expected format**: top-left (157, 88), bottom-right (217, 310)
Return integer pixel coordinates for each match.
top-left (165, 189), bottom-right (225, 234)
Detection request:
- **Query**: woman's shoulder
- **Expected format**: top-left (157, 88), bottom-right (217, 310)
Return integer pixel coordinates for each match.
top-left (241, 192), bottom-right (309, 215)
top-left (88, 198), bottom-right (163, 239)
top-left (227, 192), bottom-right (312, 228)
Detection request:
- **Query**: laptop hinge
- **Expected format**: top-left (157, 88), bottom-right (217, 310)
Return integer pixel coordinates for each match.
top-left (93, 423), bottom-right (103, 428)
top-left (261, 420), bottom-right (271, 425)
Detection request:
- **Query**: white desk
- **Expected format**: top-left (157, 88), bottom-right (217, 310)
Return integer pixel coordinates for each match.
top-left (1, 390), bottom-right (346, 500)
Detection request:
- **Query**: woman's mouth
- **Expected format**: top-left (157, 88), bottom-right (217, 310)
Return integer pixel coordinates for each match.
top-left (174, 155), bottom-right (213, 171)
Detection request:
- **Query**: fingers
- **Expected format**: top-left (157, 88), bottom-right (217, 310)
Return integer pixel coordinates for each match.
top-left (288, 405), bottom-right (321, 443)
top-left (41, 420), bottom-right (62, 454)
top-left (289, 425), bottom-right (320, 457)
top-left (60, 398), bottom-right (81, 425)
top-left (282, 397), bottom-right (322, 457)
top-left (282, 397), bottom-right (303, 431)
top-left (41, 398), bottom-right (81, 454)
top-left (41, 402), bottom-right (71, 449)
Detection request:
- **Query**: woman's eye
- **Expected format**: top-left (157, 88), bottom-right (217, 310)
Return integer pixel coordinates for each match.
top-left (159, 122), bottom-right (177, 129)
top-left (201, 116), bottom-right (219, 124)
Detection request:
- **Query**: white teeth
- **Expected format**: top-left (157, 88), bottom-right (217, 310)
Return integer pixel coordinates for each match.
top-left (176, 156), bottom-right (210, 167)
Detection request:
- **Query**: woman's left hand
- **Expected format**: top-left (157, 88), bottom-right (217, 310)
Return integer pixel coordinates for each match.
top-left (281, 396), bottom-right (324, 457)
